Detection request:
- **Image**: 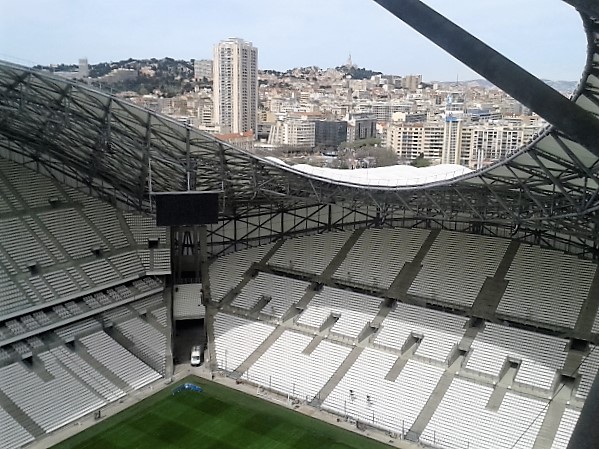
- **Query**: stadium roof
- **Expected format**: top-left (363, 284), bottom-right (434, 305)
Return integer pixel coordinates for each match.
top-left (0, 1), bottom-right (598, 243)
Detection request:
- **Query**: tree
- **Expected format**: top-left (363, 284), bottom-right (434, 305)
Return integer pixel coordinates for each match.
top-left (411, 153), bottom-right (432, 168)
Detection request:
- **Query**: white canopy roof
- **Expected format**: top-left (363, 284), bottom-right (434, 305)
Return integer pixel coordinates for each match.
top-left (265, 157), bottom-right (473, 187)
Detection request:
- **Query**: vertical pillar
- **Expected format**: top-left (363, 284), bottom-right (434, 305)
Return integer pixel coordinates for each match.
top-left (197, 225), bottom-right (215, 369)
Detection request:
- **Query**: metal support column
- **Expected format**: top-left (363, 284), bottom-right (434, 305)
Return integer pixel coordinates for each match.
top-left (198, 225), bottom-right (215, 370)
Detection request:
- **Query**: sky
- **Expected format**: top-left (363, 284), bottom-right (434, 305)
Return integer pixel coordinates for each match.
top-left (0, 0), bottom-right (587, 82)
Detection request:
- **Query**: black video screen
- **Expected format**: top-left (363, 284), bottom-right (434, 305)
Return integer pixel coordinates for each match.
top-left (155, 192), bottom-right (219, 226)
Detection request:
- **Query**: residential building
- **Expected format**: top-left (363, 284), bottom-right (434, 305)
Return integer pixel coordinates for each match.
top-left (268, 120), bottom-right (315, 148)
top-left (194, 59), bottom-right (213, 81)
top-left (387, 122), bottom-right (444, 162)
top-left (215, 131), bottom-right (255, 151)
top-left (213, 38), bottom-right (258, 135)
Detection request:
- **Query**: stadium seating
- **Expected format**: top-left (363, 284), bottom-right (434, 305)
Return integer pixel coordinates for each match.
top-left (0, 407), bottom-right (34, 449)
top-left (231, 272), bottom-right (309, 319)
top-left (0, 217), bottom-right (58, 271)
top-left (374, 302), bottom-right (468, 363)
top-left (465, 323), bottom-right (568, 390)
top-left (0, 278), bottom-right (164, 347)
top-left (49, 346), bottom-right (126, 402)
top-left (551, 409), bottom-right (581, 449)
top-left (151, 307), bottom-right (168, 327)
top-left (323, 349), bottom-right (444, 434)
top-left (497, 245), bottom-right (596, 329)
top-left (0, 158), bottom-right (66, 209)
top-left (79, 197), bottom-right (130, 249)
top-left (0, 159), bottom-right (170, 321)
top-left (248, 330), bottom-right (352, 401)
top-left (108, 252), bottom-right (145, 278)
top-left (213, 313), bottom-right (276, 371)
top-left (0, 352), bottom-right (104, 433)
top-left (116, 317), bottom-right (167, 374)
top-left (420, 378), bottom-right (547, 449)
top-left (38, 208), bottom-right (104, 260)
top-left (1, 153), bottom-right (595, 449)
top-left (80, 331), bottom-right (161, 390)
top-left (575, 345), bottom-right (599, 400)
top-left (209, 243), bottom-right (275, 302)
top-left (123, 213), bottom-right (168, 245)
top-left (269, 231), bottom-right (351, 275)
top-left (296, 287), bottom-right (381, 340)
top-left (408, 231), bottom-right (509, 307)
top-left (334, 228), bottom-right (429, 289)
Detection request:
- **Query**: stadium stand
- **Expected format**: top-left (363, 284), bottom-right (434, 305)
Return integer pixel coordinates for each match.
top-left (207, 228), bottom-right (598, 449)
top-left (0, 406), bottom-right (34, 449)
top-left (269, 231), bottom-right (351, 275)
top-left (465, 323), bottom-right (568, 391)
top-left (323, 349), bottom-right (444, 435)
top-left (0, 158), bottom-right (66, 209)
top-left (575, 345), bottom-right (599, 400)
top-left (333, 228), bottom-right (429, 289)
top-left (151, 307), bottom-right (168, 327)
top-left (551, 409), bottom-right (582, 449)
top-left (116, 317), bottom-right (167, 374)
top-left (296, 287), bottom-right (381, 340)
top-left (408, 231), bottom-right (509, 307)
top-left (0, 352), bottom-right (104, 433)
top-left (497, 245), bottom-right (597, 329)
top-left (49, 345), bottom-right (126, 402)
top-left (80, 331), bottom-right (161, 390)
top-left (213, 313), bottom-right (276, 371)
top-left (420, 378), bottom-right (547, 449)
top-left (248, 330), bottom-right (352, 401)
top-left (231, 272), bottom-right (309, 319)
top-left (37, 208), bottom-right (104, 260)
top-left (209, 243), bottom-right (275, 302)
top-left (374, 302), bottom-right (468, 363)
top-left (4, 8), bottom-right (599, 443)
top-left (0, 157), bottom-right (171, 444)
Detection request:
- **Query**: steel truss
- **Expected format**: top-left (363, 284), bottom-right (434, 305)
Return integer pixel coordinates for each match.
top-left (203, 202), bottom-right (598, 260)
top-left (0, 1), bottom-right (599, 250)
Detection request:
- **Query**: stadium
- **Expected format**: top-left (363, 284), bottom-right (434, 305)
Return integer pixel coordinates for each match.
top-left (1, 1), bottom-right (599, 448)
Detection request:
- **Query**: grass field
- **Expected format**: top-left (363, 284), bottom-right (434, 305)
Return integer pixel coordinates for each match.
top-left (53, 376), bottom-right (393, 449)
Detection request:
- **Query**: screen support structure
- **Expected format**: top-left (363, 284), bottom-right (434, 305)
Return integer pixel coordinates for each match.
top-left (197, 225), bottom-right (214, 369)
top-left (169, 224), bottom-right (214, 368)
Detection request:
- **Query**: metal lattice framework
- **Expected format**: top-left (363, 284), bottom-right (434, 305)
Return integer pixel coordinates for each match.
top-left (0, 1), bottom-right (598, 252)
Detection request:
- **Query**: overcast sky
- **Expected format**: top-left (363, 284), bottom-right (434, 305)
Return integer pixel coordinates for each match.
top-left (0, 0), bottom-right (586, 82)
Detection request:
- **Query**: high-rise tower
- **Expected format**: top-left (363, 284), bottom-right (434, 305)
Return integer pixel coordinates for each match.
top-left (213, 38), bottom-right (258, 135)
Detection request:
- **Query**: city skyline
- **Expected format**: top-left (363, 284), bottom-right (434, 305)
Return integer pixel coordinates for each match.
top-left (0, 0), bottom-right (586, 81)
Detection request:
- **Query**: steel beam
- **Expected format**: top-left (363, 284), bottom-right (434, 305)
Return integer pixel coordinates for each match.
top-left (372, 0), bottom-right (599, 155)
top-left (563, 0), bottom-right (599, 18)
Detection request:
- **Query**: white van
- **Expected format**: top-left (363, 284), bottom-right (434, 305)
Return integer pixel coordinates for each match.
top-left (190, 345), bottom-right (202, 366)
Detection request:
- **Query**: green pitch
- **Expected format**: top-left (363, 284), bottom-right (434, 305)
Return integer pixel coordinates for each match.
top-left (53, 376), bottom-right (393, 449)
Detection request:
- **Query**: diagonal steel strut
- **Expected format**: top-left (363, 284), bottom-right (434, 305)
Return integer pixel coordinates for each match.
top-left (372, 0), bottom-right (599, 156)
top-left (562, 0), bottom-right (599, 18)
